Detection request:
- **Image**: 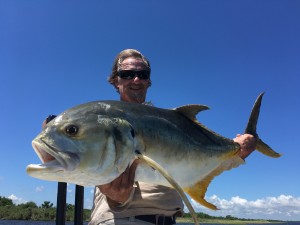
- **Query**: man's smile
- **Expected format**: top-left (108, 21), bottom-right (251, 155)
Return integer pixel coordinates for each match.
top-left (129, 85), bottom-right (145, 90)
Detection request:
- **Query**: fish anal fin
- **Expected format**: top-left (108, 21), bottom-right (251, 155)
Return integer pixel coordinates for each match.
top-left (184, 181), bottom-right (218, 210)
top-left (184, 156), bottom-right (244, 211)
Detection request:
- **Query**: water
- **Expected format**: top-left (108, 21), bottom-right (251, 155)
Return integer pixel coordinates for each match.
top-left (0, 222), bottom-right (87, 225)
top-left (0, 221), bottom-right (298, 225)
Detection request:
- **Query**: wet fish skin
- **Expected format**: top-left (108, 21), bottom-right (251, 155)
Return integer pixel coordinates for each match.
top-left (26, 93), bottom-right (281, 210)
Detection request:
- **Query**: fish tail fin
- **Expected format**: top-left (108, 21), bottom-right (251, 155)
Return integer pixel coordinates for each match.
top-left (256, 138), bottom-right (282, 158)
top-left (244, 92), bottom-right (281, 158)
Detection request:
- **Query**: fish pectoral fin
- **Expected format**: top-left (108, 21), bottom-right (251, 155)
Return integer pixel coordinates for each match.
top-left (135, 151), bottom-right (199, 225)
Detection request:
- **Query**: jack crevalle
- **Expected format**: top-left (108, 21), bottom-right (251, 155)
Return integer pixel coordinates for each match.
top-left (27, 93), bottom-right (281, 218)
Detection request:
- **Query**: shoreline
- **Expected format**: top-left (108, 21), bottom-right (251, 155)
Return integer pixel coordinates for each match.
top-left (176, 218), bottom-right (288, 224)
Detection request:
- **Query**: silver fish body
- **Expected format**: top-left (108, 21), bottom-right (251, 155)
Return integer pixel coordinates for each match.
top-left (27, 93), bottom-right (281, 210)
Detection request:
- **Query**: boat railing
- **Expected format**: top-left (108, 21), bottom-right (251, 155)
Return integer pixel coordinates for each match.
top-left (56, 182), bottom-right (84, 225)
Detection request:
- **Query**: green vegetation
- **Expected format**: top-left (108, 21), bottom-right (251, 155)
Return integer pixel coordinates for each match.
top-left (0, 196), bottom-right (91, 221)
top-left (178, 212), bottom-right (285, 224)
top-left (0, 196), bottom-right (285, 223)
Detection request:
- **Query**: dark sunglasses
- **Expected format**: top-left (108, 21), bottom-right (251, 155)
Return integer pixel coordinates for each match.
top-left (117, 70), bottom-right (150, 80)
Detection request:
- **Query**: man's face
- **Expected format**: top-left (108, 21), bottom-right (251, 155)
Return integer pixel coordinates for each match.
top-left (116, 57), bottom-right (150, 103)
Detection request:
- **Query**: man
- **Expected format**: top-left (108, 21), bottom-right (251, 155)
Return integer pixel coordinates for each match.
top-left (89, 49), bottom-right (256, 225)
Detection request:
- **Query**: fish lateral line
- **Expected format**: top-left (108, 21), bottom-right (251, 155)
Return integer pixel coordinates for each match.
top-left (135, 150), bottom-right (199, 225)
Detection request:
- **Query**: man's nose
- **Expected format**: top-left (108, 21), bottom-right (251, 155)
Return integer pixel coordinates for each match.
top-left (133, 75), bottom-right (142, 82)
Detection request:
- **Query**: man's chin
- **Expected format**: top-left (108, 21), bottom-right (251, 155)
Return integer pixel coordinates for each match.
top-left (128, 92), bottom-right (146, 103)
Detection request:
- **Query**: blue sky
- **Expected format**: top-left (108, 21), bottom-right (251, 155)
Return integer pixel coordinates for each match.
top-left (1, 0), bottom-right (299, 221)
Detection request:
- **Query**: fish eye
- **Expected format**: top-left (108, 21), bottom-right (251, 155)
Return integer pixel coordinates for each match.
top-left (65, 125), bottom-right (79, 136)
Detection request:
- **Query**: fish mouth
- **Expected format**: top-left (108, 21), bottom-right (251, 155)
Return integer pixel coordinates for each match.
top-left (29, 139), bottom-right (79, 172)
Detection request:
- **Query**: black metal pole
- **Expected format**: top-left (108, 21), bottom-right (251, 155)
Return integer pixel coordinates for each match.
top-left (74, 185), bottom-right (84, 225)
top-left (56, 182), bottom-right (67, 225)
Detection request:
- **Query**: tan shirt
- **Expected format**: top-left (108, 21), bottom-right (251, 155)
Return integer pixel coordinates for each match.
top-left (89, 182), bottom-right (184, 225)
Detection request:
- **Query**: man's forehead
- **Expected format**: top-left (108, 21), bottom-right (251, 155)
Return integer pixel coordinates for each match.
top-left (119, 58), bottom-right (148, 70)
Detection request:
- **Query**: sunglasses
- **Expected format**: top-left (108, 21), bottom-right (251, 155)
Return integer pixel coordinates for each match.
top-left (117, 70), bottom-right (150, 80)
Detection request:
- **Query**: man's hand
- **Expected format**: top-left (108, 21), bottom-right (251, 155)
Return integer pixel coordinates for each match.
top-left (42, 115), bottom-right (57, 129)
top-left (234, 134), bottom-right (256, 159)
top-left (97, 159), bottom-right (140, 205)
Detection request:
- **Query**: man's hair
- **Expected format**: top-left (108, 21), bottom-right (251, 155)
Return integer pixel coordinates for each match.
top-left (107, 49), bottom-right (151, 90)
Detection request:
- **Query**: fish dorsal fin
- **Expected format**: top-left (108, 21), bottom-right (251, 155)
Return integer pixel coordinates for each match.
top-left (175, 105), bottom-right (209, 122)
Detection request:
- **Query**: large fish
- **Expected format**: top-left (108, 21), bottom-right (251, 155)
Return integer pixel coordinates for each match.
top-left (27, 93), bottom-right (280, 212)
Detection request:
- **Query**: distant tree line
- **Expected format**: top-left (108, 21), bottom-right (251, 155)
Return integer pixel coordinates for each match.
top-left (0, 196), bottom-right (283, 222)
top-left (183, 211), bottom-right (243, 220)
top-left (183, 212), bottom-right (282, 222)
top-left (0, 196), bottom-right (91, 221)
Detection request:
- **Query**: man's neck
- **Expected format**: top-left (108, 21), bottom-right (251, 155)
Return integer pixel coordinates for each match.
top-left (120, 96), bottom-right (145, 104)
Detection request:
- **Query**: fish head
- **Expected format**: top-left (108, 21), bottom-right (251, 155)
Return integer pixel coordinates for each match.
top-left (27, 102), bottom-right (136, 186)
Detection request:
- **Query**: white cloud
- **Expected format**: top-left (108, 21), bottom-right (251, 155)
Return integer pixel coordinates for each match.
top-left (188, 194), bottom-right (300, 221)
top-left (90, 187), bottom-right (95, 195)
top-left (67, 183), bottom-right (73, 193)
top-left (78, 187), bottom-right (96, 209)
top-left (35, 185), bottom-right (44, 192)
top-left (8, 194), bottom-right (27, 205)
